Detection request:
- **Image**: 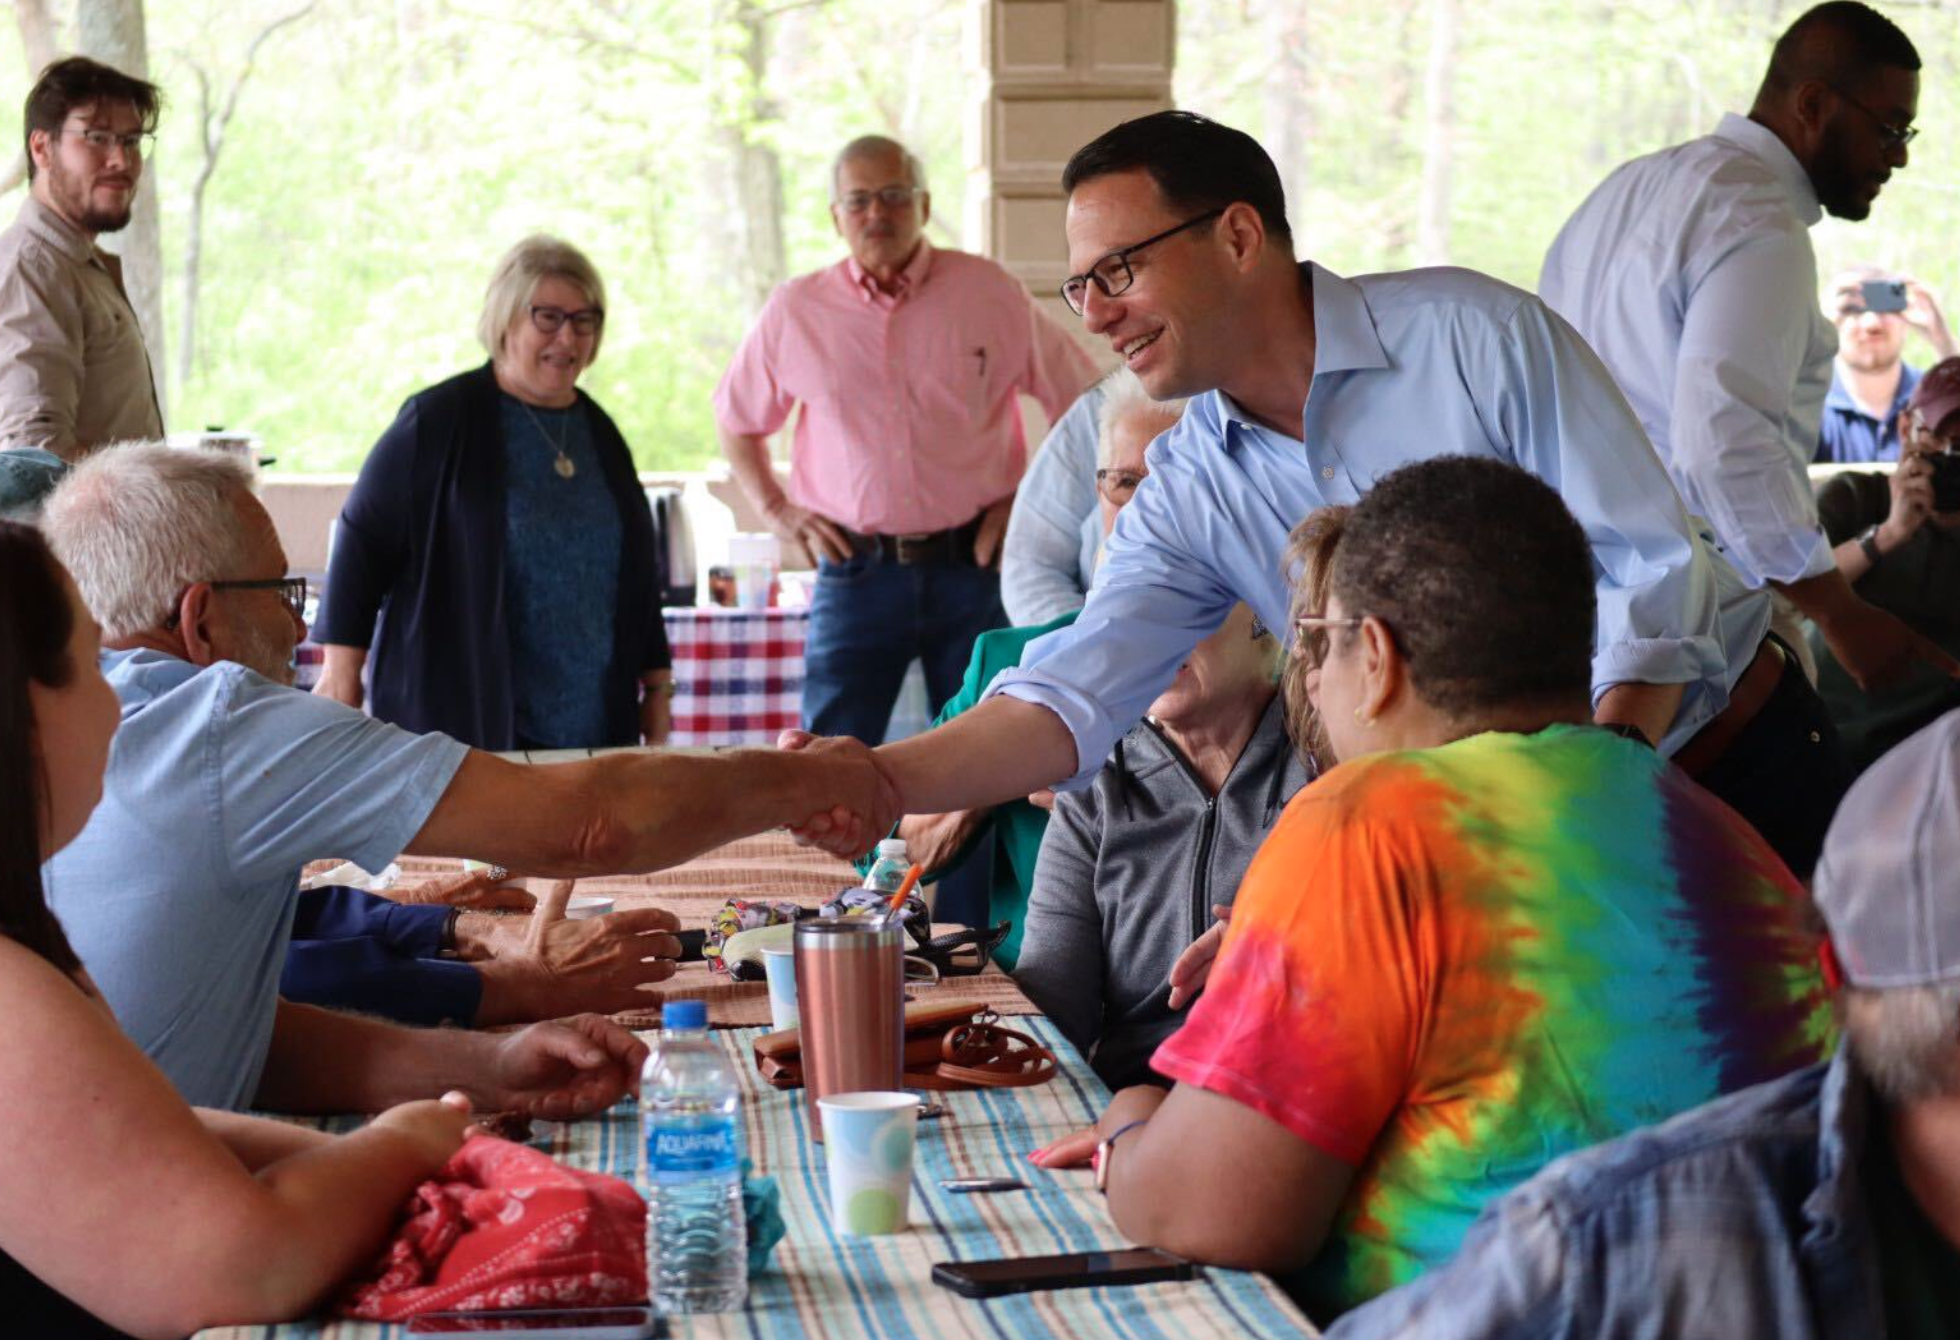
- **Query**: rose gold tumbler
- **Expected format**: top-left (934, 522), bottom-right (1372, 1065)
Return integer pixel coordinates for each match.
top-left (794, 917), bottom-right (905, 1142)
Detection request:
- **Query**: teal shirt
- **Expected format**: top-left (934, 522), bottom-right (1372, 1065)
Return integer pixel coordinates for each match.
top-left (858, 613), bottom-right (1076, 969)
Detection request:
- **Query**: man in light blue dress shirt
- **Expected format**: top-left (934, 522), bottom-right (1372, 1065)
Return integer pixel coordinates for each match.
top-left (831, 111), bottom-right (1844, 877)
top-left (1541, 3), bottom-right (1954, 702)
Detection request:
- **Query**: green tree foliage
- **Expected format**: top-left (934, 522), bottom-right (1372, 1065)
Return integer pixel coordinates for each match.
top-left (1178, 0), bottom-right (1958, 314)
top-left (1, 1), bottom-right (1951, 471)
top-left (0, 0), bottom-right (966, 471)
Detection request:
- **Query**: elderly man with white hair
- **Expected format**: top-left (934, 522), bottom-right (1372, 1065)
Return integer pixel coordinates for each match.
top-left (38, 443), bottom-right (898, 1115)
top-left (1327, 705), bottom-right (1960, 1339)
top-left (715, 133), bottom-right (1098, 745)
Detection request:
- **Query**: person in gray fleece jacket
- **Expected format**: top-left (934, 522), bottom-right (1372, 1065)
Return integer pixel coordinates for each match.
top-left (1015, 602), bottom-right (1315, 1089)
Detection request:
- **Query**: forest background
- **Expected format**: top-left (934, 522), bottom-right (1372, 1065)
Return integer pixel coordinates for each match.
top-left (2, 0), bottom-right (1956, 473)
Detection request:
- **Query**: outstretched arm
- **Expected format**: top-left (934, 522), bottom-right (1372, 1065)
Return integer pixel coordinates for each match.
top-left (408, 738), bottom-right (900, 873)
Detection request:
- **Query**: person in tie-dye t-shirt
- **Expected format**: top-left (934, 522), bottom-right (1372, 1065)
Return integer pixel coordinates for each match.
top-left (1073, 458), bottom-right (1833, 1323)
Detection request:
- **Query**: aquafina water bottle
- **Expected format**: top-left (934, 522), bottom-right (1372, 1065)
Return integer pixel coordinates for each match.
top-left (641, 1000), bottom-right (747, 1313)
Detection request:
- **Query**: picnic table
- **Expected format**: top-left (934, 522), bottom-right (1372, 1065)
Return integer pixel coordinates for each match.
top-left (195, 834), bottom-right (1317, 1339)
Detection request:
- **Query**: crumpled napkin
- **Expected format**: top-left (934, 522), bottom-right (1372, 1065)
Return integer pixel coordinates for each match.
top-left (743, 1159), bottom-right (786, 1274)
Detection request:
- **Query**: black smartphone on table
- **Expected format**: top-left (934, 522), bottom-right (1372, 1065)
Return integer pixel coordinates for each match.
top-left (932, 1247), bottom-right (1200, 1298)
top-left (405, 1306), bottom-right (664, 1338)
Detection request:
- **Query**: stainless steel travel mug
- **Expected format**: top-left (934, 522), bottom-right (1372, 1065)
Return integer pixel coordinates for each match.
top-left (793, 917), bottom-right (905, 1141)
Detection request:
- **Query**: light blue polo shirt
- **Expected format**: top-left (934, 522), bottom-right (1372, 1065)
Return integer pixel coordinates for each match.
top-left (43, 649), bottom-right (469, 1110)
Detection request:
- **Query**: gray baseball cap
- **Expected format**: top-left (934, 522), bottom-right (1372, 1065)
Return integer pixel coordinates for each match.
top-left (1814, 708), bottom-right (1960, 989)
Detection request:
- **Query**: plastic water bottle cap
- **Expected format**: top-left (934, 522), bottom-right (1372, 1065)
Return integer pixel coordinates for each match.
top-left (876, 838), bottom-right (908, 859)
top-left (663, 1000), bottom-right (708, 1030)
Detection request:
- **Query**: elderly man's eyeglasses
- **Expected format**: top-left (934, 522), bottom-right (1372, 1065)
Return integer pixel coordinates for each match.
top-left (1830, 87), bottom-right (1919, 149)
top-left (1061, 208), bottom-right (1225, 316)
top-left (64, 126), bottom-right (154, 158)
top-left (837, 186), bottom-right (921, 214)
top-left (1095, 467), bottom-right (1148, 504)
top-left (163, 576), bottom-right (308, 630)
top-left (530, 304), bottom-right (603, 337)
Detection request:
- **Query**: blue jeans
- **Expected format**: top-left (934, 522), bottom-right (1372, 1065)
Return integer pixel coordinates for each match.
top-left (802, 551), bottom-right (1006, 744)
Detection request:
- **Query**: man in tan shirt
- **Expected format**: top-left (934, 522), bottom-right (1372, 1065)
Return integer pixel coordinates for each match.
top-left (0, 56), bottom-right (164, 461)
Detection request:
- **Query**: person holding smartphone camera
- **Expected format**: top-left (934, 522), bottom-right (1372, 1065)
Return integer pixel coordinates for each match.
top-left (1812, 357), bottom-right (1960, 771)
top-left (1818, 266), bottom-right (1957, 464)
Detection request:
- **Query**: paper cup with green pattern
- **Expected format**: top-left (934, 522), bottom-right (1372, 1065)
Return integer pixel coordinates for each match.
top-left (816, 1091), bottom-right (918, 1235)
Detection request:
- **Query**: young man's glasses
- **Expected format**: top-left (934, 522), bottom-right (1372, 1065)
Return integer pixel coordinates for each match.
top-left (163, 576), bottom-right (308, 630)
top-left (63, 126), bottom-right (154, 158)
top-left (837, 186), bottom-right (922, 214)
top-left (1061, 208), bottom-right (1225, 315)
top-left (529, 304), bottom-right (603, 337)
top-left (1830, 87), bottom-right (1919, 150)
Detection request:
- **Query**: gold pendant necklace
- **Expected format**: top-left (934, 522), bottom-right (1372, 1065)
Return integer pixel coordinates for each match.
top-left (518, 399), bottom-right (577, 479)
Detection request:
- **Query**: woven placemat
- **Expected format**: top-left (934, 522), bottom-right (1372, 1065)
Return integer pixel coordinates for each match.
top-left (392, 833), bottom-right (1039, 1025)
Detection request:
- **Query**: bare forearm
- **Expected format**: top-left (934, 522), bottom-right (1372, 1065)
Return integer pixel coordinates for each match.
top-left (196, 1108), bottom-right (335, 1171)
top-left (1592, 681), bottom-right (1684, 749)
top-left (254, 1000), bottom-right (499, 1114)
top-left (1771, 568), bottom-right (1858, 624)
top-left (319, 643), bottom-right (368, 671)
top-left (877, 696), bottom-right (1077, 814)
top-left (719, 427), bottom-right (787, 516)
top-left (408, 748), bottom-right (832, 877)
top-left (315, 643), bottom-right (368, 708)
top-left (220, 1126), bottom-right (455, 1321)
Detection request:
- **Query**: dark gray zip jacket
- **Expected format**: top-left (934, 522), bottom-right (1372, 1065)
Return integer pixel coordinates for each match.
top-left (1014, 694), bottom-right (1314, 1090)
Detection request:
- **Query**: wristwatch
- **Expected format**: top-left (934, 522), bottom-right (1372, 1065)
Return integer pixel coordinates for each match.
top-left (1858, 524), bottom-right (1884, 567)
top-left (1093, 1119), bottom-right (1150, 1195)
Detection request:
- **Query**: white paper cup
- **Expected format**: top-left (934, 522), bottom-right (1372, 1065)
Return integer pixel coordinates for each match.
top-left (565, 894), bottom-right (614, 920)
top-left (733, 562), bottom-right (775, 610)
top-left (816, 1091), bottom-right (917, 1235)
top-left (761, 945), bottom-right (799, 1032)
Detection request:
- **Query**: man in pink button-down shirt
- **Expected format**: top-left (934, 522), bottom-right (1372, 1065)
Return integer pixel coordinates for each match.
top-left (715, 134), bottom-right (1098, 742)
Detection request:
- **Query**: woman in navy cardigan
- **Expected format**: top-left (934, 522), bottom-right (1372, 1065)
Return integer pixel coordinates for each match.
top-left (313, 236), bottom-right (671, 750)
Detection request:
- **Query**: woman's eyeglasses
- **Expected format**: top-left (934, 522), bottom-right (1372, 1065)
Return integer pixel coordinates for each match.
top-left (529, 304), bottom-right (604, 336)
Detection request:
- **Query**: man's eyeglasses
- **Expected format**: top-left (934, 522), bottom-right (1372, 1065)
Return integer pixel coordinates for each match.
top-left (1061, 208), bottom-right (1225, 315)
top-left (1830, 87), bottom-right (1918, 149)
top-left (164, 575), bottom-right (308, 630)
top-left (64, 126), bottom-right (155, 159)
top-left (530, 304), bottom-right (603, 337)
top-left (837, 186), bottom-right (921, 214)
top-left (1095, 466), bottom-right (1147, 504)
top-left (1295, 613), bottom-right (1364, 637)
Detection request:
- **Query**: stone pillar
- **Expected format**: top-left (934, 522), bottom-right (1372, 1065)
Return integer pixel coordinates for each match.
top-left (969, 0), bottom-right (1176, 322)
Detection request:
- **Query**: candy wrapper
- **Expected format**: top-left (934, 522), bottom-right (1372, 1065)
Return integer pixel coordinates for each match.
top-left (704, 899), bottom-right (805, 973)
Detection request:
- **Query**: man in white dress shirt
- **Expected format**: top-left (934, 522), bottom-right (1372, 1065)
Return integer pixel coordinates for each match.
top-left (1541, 1), bottom-right (1954, 699)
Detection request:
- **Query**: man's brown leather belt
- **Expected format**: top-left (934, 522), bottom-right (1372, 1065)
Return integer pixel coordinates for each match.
top-left (841, 518), bottom-right (979, 566)
top-left (1672, 637), bottom-right (1785, 778)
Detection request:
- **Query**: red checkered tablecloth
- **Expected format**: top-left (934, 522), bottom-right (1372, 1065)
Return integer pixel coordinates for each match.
top-left (663, 606), bottom-right (808, 746)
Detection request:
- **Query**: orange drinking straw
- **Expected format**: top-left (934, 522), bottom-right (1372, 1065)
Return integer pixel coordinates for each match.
top-left (882, 864), bottom-right (924, 924)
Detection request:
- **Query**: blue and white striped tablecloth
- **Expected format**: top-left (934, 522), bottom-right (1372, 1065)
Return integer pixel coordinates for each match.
top-left (197, 1018), bottom-right (1315, 1339)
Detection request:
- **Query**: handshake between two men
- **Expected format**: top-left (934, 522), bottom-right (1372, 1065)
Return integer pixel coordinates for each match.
top-left (773, 694), bottom-right (1080, 860)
